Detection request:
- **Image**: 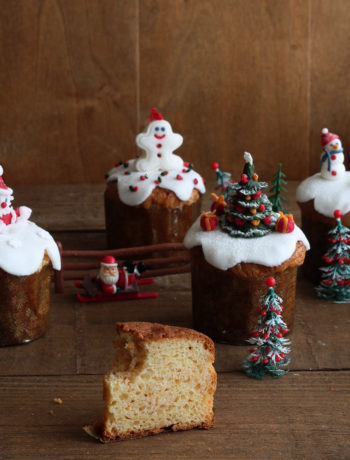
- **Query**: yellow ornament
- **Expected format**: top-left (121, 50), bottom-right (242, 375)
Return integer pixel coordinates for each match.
top-left (246, 195), bottom-right (251, 201)
top-left (251, 219), bottom-right (260, 226)
top-left (250, 208), bottom-right (257, 215)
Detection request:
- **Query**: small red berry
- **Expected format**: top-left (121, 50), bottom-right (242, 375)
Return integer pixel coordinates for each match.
top-left (241, 174), bottom-right (249, 184)
top-left (184, 161), bottom-right (189, 167)
top-left (194, 178), bottom-right (198, 185)
top-left (154, 180), bottom-right (161, 185)
top-left (263, 216), bottom-right (272, 225)
top-left (331, 171), bottom-right (337, 176)
top-left (334, 209), bottom-right (342, 219)
top-left (1, 202), bottom-right (7, 208)
top-left (140, 175), bottom-right (146, 181)
top-left (266, 277), bottom-right (276, 287)
top-left (211, 161), bottom-right (220, 170)
top-left (176, 174), bottom-right (183, 181)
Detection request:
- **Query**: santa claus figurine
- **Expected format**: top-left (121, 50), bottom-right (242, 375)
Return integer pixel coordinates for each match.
top-left (98, 255), bottom-right (146, 294)
top-left (0, 165), bottom-right (31, 232)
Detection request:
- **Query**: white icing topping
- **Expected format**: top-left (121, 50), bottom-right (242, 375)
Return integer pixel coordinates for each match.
top-left (106, 159), bottom-right (205, 206)
top-left (135, 119), bottom-right (183, 171)
top-left (296, 172), bottom-right (350, 218)
top-left (184, 217), bottom-right (309, 271)
top-left (0, 220), bottom-right (61, 276)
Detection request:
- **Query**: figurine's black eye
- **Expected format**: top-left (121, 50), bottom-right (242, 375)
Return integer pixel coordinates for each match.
top-left (161, 127), bottom-right (165, 132)
top-left (155, 127), bottom-right (159, 131)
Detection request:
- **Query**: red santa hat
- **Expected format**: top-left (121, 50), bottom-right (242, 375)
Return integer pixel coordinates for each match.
top-left (0, 165), bottom-right (13, 196)
top-left (101, 255), bottom-right (118, 267)
top-left (321, 128), bottom-right (339, 147)
top-left (149, 107), bottom-right (164, 122)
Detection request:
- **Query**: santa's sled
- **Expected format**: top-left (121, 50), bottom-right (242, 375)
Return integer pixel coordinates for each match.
top-left (74, 275), bottom-right (158, 303)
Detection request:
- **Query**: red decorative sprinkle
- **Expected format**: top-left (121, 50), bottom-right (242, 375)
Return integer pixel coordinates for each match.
top-left (134, 186), bottom-right (138, 192)
top-left (154, 180), bottom-right (160, 185)
top-left (157, 153), bottom-right (162, 158)
top-left (184, 162), bottom-right (190, 167)
top-left (263, 332), bottom-right (270, 339)
top-left (331, 171), bottom-right (337, 176)
top-left (331, 155), bottom-right (336, 160)
top-left (176, 174), bottom-right (183, 181)
top-left (211, 161), bottom-right (219, 170)
top-left (251, 356), bottom-right (258, 362)
top-left (263, 216), bottom-right (272, 225)
top-left (194, 178), bottom-right (198, 185)
top-left (334, 209), bottom-right (342, 219)
top-left (157, 143), bottom-right (162, 148)
top-left (1, 202), bottom-right (7, 209)
top-left (266, 277), bottom-right (276, 287)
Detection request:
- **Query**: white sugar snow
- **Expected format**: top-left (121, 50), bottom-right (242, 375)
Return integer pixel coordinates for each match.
top-left (296, 172), bottom-right (350, 217)
top-left (0, 221), bottom-right (61, 276)
top-left (184, 217), bottom-right (309, 270)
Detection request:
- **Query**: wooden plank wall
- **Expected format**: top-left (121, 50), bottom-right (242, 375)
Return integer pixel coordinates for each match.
top-left (0, 0), bottom-right (349, 185)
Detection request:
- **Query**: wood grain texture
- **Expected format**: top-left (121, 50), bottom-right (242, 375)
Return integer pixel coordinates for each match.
top-left (0, 0), bottom-right (138, 185)
top-left (139, 0), bottom-right (309, 181)
top-left (0, 372), bottom-right (349, 459)
top-left (309, 0), bottom-right (350, 177)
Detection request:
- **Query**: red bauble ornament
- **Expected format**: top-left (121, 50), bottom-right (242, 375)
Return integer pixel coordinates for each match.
top-left (263, 216), bottom-right (272, 225)
top-left (258, 203), bottom-right (265, 212)
top-left (252, 331), bottom-right (259, 337)
top-left (275, 332), bottom-right (283, 338)
top-left (275, 212), bottom-right (295, 233)
top-left (193, 178), bottom-right (198, 185)
top-left (235, 217), bottom-right (246, 226)
top-left (241, 174), bottom-right (249, 184)
top-left (261, 309), bottom-right (267, 315)
top-left (253, 173), bottom-right (259, 181)
top-left (1, 202), bottom-right (7, 209)
top-left (266, 346), bottom-right (271, 353)
top-left (200, 212), bottom-right (218, 232)
top-left (334, 209), bottom-right (342, 219)
top-left (275, 356), bottom-right (282, 362)
top-left (263, 332), bottom-right (270, 339)
top-left (262, 358), bottom-right (269, 364)
top-left (251, 356), bottom-right (258, 362)
top-left (253, 190), bottom-right (261, 200)
top-left (211, 161), bottom-right (220, 170)
top-left (236, 204), bottom-right (246, 213)
top-left (266, 277), bottom-right (276, 287)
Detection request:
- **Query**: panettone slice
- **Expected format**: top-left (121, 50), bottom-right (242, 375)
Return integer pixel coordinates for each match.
top-left (99, 322), bottom-right (216, 442)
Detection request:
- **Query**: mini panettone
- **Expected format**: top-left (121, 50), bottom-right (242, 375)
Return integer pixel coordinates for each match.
top-left (296, 128), bottom-right (350, 283)
top-left (0, 165), bottom-right (61, 345)
top-left (185, 153), bottom-right (309, 345)
top-left (89, 322), bottom-right (216, 442)
top-left (104, 108), bottom-right (205, 248)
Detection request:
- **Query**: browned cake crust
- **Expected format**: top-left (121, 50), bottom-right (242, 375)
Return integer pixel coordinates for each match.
top-left (115, 322), bottom-right (215, 356)
top-left (104, 182), bottom-right (202, 248)
top-left (190, 242), bottom-right (307, 345)
top-left (0, 252), bottom-right (53, 346)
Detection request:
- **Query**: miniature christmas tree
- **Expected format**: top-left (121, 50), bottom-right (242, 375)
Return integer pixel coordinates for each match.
top-left (210, 161), bottom-right (233, 193)
top-left (269, 163), bottom-right (289, 213)
top-left (242, 277), bottom-right (291, 379)
top-left (316, 210), bottom-right (350, 303)
top-left (220, 152), bottom-right (277, 238)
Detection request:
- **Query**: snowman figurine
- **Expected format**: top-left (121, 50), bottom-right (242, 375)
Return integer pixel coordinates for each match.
top-left (320, 128), bottom-right (345, 180)
top-left (135, 108), bottom-right (184, 172)
top-left (0, 165), bottom-right (31, 232)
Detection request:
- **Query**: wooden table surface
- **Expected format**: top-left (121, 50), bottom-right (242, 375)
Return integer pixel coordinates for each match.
top-left (1, 181), bottom-right (350, 459)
